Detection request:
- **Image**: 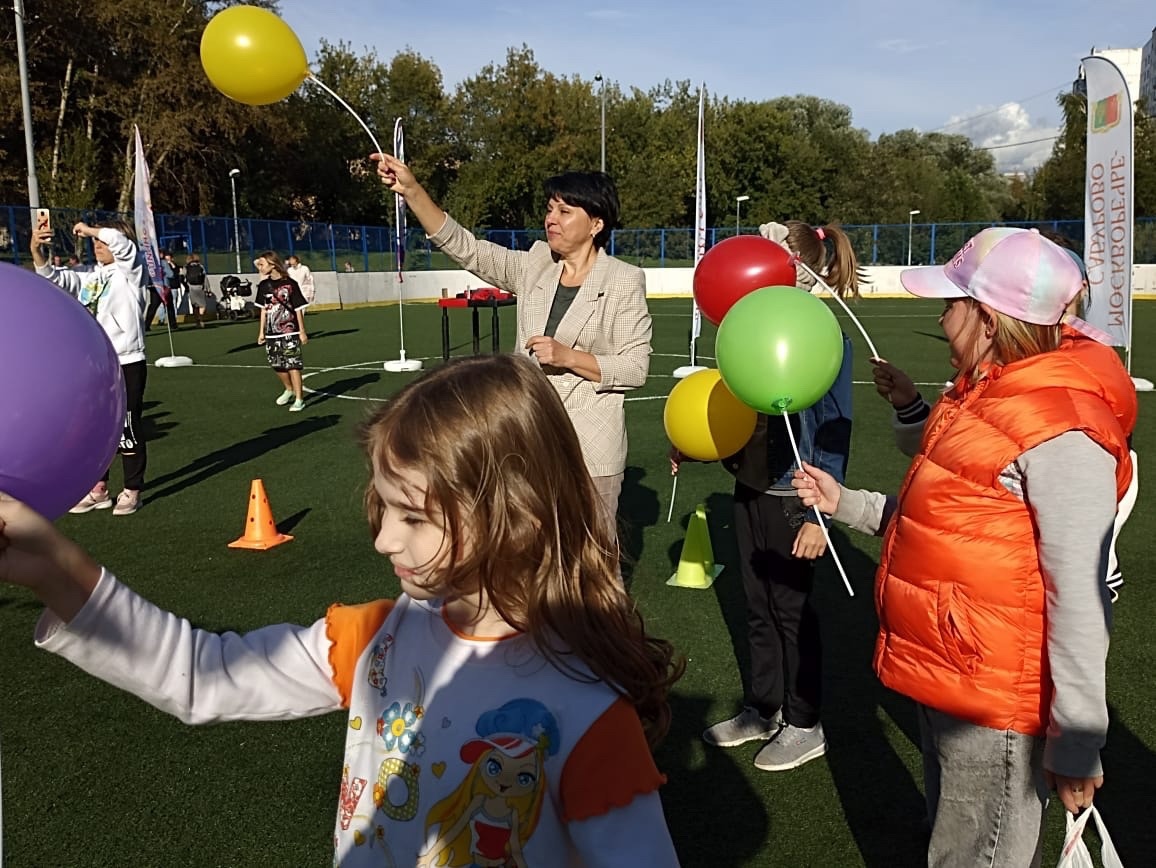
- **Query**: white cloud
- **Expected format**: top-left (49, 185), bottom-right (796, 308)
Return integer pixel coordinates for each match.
top-left (942, 102), bottom-right (1058, 173)
top-left (877, 38), bottom-right (928, 54)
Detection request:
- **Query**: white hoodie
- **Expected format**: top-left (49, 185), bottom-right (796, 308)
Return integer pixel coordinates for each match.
top-left (37, 228), bottom-right (149, 365)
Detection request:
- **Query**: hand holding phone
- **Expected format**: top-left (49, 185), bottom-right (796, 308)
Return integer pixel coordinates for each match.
top-left (34, 208), bottom-right (50, 234)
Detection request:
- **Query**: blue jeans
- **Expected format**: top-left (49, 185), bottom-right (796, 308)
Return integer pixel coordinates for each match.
top-left (918, 704), bottom-right (1048, 868)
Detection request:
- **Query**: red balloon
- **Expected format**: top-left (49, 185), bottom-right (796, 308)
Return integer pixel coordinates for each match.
top-left (693, 235), bottom-right (798, 325)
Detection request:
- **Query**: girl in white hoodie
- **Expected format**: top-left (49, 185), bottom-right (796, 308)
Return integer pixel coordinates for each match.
top-left (31, 221), bottom-right (150, 516)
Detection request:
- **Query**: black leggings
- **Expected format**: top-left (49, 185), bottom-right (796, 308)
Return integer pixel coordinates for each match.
top-left (145, 286), bottom-right (177, 328)
top-left (103, 360), bottom-right (147, 490)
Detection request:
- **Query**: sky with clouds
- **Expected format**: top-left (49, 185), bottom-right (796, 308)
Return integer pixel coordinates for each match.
top-left (278, 0), bottom-right (1154, 173)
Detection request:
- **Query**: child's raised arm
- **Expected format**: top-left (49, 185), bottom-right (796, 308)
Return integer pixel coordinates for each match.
top-left (0, 493), bottom-right (101, 622)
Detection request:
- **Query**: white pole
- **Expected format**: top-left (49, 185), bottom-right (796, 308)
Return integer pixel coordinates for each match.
top-left (595, 73), bottom-right (606, 173)
top-left (907, 209), bottom-right (920, 267)
top-left (229, 169), bottom-right (241, 274)
top-left (14, 0), bottom-right (39, 208)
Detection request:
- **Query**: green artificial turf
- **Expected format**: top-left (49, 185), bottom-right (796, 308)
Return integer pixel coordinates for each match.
top-left (1, 298), bottom-right (1152, 866)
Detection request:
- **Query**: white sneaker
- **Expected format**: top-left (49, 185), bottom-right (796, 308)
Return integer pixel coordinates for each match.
top-left (275, 389), bottom-right (295, 406)
top-left (112, 490), bottom-right (141, 516)
top-left (289, 398), bottom-right (305, 412)
top-left (753, 723), bottom-right (827, 771)
top-left (703, 707), bottom-right (783, 747)
top-left (69, 490), bottom-right (113, 514)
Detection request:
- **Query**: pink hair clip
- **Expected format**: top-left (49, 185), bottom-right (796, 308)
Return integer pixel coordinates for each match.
top-left (814, 227), bottom-right (826, 241)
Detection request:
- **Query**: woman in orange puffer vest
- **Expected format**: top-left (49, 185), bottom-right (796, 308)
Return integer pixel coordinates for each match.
top-left (793, 227), bottom-right (1136, 868)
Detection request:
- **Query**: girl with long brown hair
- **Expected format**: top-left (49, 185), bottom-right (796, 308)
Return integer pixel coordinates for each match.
top-left (0, 353), bottom-right (683, 867)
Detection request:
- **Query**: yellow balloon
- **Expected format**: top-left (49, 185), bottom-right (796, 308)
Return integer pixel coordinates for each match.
top-left (664, 369), bottom-right (758, 462)
top-left (200, 6), bottom-right (309, 106)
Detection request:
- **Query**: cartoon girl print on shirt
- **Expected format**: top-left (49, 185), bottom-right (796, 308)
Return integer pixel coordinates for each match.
top-left (417, 698), bottom-right (560, 868)
top-left (77, 273), bottom-right (111, 317)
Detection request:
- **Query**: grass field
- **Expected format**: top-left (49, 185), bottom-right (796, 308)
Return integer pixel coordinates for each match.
top-left (1, 297), bottom-right (1153, 866)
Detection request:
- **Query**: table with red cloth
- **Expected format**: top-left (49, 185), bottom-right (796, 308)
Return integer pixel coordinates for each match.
top-left (437, 289), bottom-right (517, 361)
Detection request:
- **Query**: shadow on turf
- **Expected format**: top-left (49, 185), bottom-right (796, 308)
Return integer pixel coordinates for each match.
top-left (276, 508), bottom-right (311, 535)
top-left (658, 691), bottom-right (769, 866)
top-left (1098, 707), bottom-right (1156, 861)
top-left (222, 329), bottom-right (363, 356)
top-left (306, 373), bottom-right (382, 407)
top-left (914, 331), bottom-right (948, 344)
top-left (144, 415), bottom-right (341, 503)
top-left (619, 465), bottom-right (661, 587)
top-left (675, 498), bottom-right (928, 866)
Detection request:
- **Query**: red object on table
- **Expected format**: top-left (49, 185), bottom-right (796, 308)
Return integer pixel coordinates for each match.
top-left (438, 290), bottom-right (517, 359)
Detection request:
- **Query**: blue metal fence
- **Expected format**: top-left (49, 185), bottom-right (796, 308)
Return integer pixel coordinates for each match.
top-left (6, 205), bottom-right (1155, 271)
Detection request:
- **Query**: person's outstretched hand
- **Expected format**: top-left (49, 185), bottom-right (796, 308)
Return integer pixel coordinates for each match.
top-left (0, 492), bottom-right (101, 621)
top-left (372, 152), bottom-right (419, 197)
top-left (791, 462), bottom-right (841, 516)
top-left (871, 358), bottom-right (919, 407)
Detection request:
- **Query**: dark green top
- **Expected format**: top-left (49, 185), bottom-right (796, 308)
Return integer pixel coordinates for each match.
top-left (543, 283), bottom-right (581, 338)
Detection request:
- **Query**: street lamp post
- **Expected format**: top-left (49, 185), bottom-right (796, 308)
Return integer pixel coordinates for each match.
top-left (594, 73), bottom-right (606, 173)
top-left (14, 0), bottom-right (40, 207)
top-left (907, 209), bottom-right (921, 267)
top-left (735, 195), bottom-right (750, 234)
top-left (229, 168), bottom-right (241, 273)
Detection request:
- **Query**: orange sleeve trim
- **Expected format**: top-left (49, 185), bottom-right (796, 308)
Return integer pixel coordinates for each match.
top-left (325, 599), bottom-right (395, 708)
top-left (559, 697), bottom-right (665, 823)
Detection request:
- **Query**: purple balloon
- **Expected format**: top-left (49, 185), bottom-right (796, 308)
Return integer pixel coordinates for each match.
top-left (0, 263), bottom-right (125, 520)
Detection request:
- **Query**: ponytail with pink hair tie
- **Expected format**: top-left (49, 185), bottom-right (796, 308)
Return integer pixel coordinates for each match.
top-left (814, 227), bottom-right (826, 241)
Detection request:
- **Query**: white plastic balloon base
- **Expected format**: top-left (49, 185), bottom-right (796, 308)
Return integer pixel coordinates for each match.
top-left (155, 355), bottom-right (194, 368)
top-left (672, 365), bottom-right (707, 379)
top-left (383, 358), bottom-right (422, 372)
top-left (1132, 376), bottom-right (1154, 392)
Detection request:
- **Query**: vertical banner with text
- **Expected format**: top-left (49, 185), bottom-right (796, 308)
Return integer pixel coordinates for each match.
top-left (133, 125), bottom-right (165, 290)
top-left (1082, 55), bottom-right (1133, 351)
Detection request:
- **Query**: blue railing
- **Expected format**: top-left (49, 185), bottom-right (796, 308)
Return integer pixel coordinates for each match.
top-left (6, 205), bottom-right (1155, 271)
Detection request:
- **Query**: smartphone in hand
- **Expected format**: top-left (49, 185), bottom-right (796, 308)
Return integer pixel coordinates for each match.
top-left (34, 208), bottom-right (51, 235)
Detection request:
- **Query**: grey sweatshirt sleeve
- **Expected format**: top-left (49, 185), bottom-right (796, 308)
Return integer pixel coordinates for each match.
top-left (1020, 431), bottom-right (1118, 778)
top-left (831, 487), bottom-right (897, 537)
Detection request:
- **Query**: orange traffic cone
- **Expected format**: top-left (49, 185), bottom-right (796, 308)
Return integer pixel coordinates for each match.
top-left (667, 503), bottom-right (724, 589)
top-left (228, 479), bottom-right (293, 550)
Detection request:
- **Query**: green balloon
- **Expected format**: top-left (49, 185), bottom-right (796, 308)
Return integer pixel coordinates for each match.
top-left (716, 286), bottom-right (844, 415)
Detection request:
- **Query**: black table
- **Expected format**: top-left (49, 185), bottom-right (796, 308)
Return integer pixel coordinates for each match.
top-left (438, 295), bottom-right (517, 360)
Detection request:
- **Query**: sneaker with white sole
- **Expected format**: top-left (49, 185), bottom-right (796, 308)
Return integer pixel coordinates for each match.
top-left (69, 490), bottom-right (113, 514)
top-left (289, 398), bottom-right (305, 412)
top-left (275, 389), bottom-right (295, 406)
top-left (703, 707), bottom-right (784, 747)
top-left (112, 490), bottom-right (141, 516)
top-left (753, 723), bottom-right (827, 771)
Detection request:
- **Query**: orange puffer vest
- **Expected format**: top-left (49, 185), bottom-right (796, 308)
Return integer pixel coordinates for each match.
top-left (874, 334), bottom-right (1135, 736)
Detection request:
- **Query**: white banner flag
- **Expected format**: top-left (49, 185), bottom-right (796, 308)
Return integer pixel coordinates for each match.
top-left (133, 125), bottom-right (165, 290)
top-left (1082, 55), bottom-right (1133, 350)
top-left (692, 83), bottom-right (706, 344)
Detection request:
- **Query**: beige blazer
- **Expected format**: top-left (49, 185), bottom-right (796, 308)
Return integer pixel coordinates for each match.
top-left (430, 215), bottom-right (652, 477)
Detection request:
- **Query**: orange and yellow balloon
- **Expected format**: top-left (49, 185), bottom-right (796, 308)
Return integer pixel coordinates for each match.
top-left (664, 369), bottom-right (758, 462)
top-left (200, 6), bottom-right (309, 106)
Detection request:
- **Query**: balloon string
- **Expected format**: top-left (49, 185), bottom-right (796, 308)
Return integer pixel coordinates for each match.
top-left (782, 413), bottom-right (854, 597)
top-left (667, 473), bottom-right (679, 523)
top-left (795, 260), bottom-right (881, 361)
top-left (306, 74), bottom-right (384, 157)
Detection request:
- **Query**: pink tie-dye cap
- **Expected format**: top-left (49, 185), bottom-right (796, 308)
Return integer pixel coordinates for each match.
top-left (900, 227), bottom-right (1112, 343)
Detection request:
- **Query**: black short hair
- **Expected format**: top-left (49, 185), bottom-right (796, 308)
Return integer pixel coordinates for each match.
top-left (543, 171), bottom-right (620, 250)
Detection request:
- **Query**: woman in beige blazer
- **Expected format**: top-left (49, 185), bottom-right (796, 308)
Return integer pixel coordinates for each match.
top-left (374, 153), bottom-right (652, 535)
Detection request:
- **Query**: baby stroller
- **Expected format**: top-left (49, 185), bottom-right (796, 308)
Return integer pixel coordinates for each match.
top-left (217, 275), bottom-right (254, 320)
